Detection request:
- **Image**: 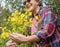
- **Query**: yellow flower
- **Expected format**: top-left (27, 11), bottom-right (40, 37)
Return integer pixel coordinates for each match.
top-left (7, 9), bottom-right (33, 35)
top-left (29, 18), bottom-right (32, 23)
top-left (8, 16), bottom-right (11, 21)
top-left (1, 32), bottom-right (10, 39)
top-left (11, 17), bottom-right (16, 21)
top-left (29, 12), bottom-right (32, 16)
top-left (35, 16), bottom-right (38, 20)
top-left (19, 12), bottom-right (21, 15)
top-left (12, 13), bottom-right (15, 16)
top-left (21, 14), bottom-right (25, 18)
top-left (0, 27), bottom-right (2, 29)
top-left (15, 10), bottom-right (19, 14)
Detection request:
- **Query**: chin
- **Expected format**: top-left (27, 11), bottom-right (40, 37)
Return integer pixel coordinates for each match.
top-left (30, 9), bottom-right (34, 12)
top-left (29, 8), bottom-right (34, 12)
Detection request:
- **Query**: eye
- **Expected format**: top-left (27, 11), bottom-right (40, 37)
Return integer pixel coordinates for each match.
top-left (23, 1), bottom-right (26, 5)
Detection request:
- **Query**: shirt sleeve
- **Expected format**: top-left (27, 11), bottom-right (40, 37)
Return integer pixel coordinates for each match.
top-left (34, 8), bottom-right (57, 40)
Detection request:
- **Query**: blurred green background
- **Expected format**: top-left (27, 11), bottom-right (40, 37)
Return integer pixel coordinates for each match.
top-left (0, 0), bottom-right (60, 47)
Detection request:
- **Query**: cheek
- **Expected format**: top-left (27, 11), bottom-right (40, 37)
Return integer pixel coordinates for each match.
top-left (28, 5), bottom-right (36, 11)
top-left (29, 7), bottom-right (34, 10)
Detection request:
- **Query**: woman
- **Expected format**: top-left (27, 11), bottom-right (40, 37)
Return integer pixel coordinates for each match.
top-left (6, 0), bottom-right (60, 47)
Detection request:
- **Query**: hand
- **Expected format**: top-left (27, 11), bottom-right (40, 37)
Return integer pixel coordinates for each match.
top-left (9, 33), bottom-right (26, 43)
top-left (9, 33), bottom-right (40, 43)
top-left (6, 40), bottom-right (18, 47)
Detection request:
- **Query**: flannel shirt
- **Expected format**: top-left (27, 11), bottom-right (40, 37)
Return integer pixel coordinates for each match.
top-left (30, 7), bottom-right (60, 47)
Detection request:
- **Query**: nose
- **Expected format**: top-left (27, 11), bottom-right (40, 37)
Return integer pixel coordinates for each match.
top-left (25, 2), bottom-right (31, 8)
top-left (26, 2), bottom-right (29, 6)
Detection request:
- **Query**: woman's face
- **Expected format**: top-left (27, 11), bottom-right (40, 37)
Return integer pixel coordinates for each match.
top-left (24, 0), bottom-right (38, 12)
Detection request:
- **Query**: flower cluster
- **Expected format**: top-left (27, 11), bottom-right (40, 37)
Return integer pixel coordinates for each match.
top-left (7, 9), bottom-right (32, 35)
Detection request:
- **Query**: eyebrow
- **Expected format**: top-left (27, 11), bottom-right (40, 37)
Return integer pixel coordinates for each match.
top-left (23, 0), bottom-right (31, 5)
top-left (27, 0), bottom-right (31, 2)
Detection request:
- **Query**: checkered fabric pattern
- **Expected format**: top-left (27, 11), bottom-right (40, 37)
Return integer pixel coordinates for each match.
top-left (31, 7), bottom-right (60, 47)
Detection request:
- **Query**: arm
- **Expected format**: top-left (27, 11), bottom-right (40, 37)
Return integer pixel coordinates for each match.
top-left (9, 33), bottom-right (40, 43)
top-left (6, 34), bottom-right (40, 47)
top-left (27, 35), bottom-right (40, 42)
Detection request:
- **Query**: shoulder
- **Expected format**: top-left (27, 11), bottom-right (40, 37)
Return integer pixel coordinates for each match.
top-left (42, 7), bottom-right (52, 12)
top-left (42, 7), bottom-right (55, 15)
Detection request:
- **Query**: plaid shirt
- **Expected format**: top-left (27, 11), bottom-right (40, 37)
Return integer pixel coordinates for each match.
top-left (31, 7), bottom-right (60, 47)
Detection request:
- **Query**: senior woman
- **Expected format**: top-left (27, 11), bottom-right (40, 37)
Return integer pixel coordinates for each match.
top-left (6, 0), bottom-right (60, 47)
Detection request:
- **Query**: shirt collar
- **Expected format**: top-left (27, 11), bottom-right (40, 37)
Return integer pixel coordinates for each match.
top-left (36, 7), bottom-right (42, 16)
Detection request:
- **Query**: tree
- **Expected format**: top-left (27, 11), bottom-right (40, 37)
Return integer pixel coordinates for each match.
top-left (0, 0), bottom-right (24, 12)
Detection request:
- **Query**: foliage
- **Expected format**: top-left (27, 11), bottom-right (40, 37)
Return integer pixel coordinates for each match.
top-left (0, 9), bottom-right (33, 47)
top-left (45, 0), bottom-right (60, 23)
top-left (0, 27), bottom-right (10, 47)
top-left (7, 9), bottom-right (32, 35)
top-left (0, 0), bottom-right (24, 12)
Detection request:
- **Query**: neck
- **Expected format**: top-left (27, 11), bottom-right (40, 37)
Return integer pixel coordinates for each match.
top-left (33, 6), bottom-right (40, 15)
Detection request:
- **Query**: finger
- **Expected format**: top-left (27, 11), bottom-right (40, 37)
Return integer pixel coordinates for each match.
top-left (9, 34), bottom-right (17, 41)
top-left (9, 34), bottom-right (21, 39)
top-left (12, 33), bottom-right (25, 37)
top-left (6, 41), bottom-right (17, 47)
top-left (9, 34), bottom-right (17, 38)
top-left (9, 34), bottom-right (20, 43)
top-left (7, 44), bottom-right (17, 47)
top-left (12, 33), bottom-right (22, 36)
top-left (10, 42), bottom-right (17, 45)
top-left (9, 45), bottom-right (17, 47)
top-left (10, 33), bottom-right (23, 38)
